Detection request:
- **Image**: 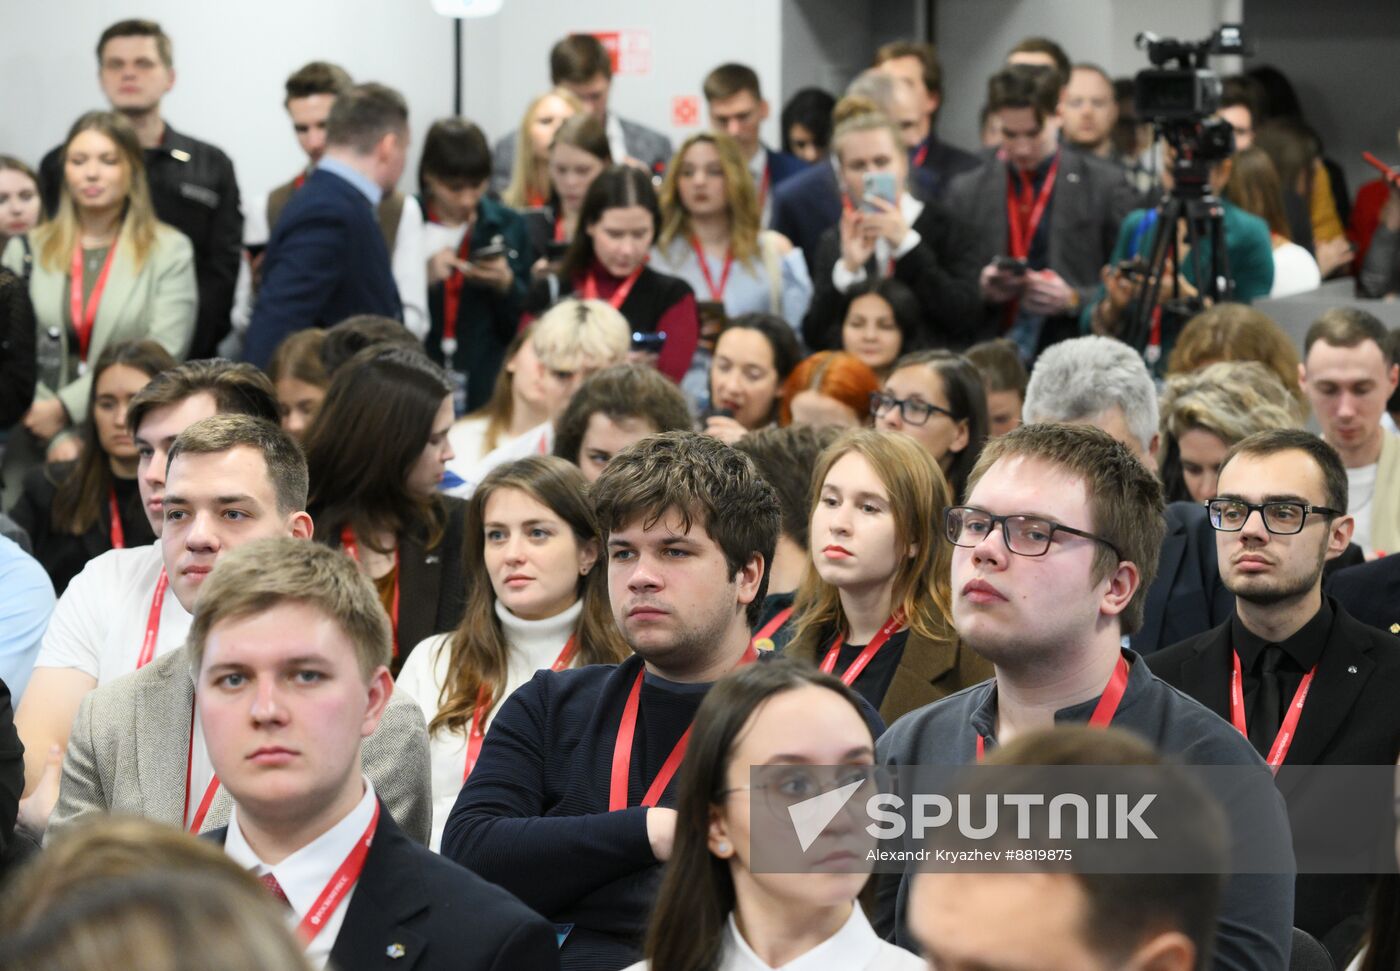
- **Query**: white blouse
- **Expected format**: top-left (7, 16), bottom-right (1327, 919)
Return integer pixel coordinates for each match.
top-left (622, 905), bottom-right (923, 970)
top-left (396, 598), bottom-right (583, 850)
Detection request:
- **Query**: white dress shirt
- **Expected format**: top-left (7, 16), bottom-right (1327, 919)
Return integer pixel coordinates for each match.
top-left (396, 598), bottom-right (583, 850)
top-left (224, 778), bottom-right (379, 971)
top-left (622, 904), bottom-right (923, 970)
top-left (35, 543), bottom-right (190, 685)
top-left (748, 146), bottom-right (773, 229)
top-left (832, 193), bottom-right (925, 293)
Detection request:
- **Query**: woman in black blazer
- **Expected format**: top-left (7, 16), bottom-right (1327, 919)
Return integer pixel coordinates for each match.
top-left (303, 346), bottom-right (468, 673)
top-left (11, 340), bottom-right (176, 594)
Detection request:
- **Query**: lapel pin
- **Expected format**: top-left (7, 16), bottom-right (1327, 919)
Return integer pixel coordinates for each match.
top-left (386, 943), bottom-right (406, 959)
top-left (1347, 665), bottom-right (1358, 674)
top-left (1390, 623), bottom-right (1398, 634)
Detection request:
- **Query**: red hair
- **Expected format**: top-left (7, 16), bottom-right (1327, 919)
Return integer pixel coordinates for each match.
top-left (778, 351), bottom-right (881, 426)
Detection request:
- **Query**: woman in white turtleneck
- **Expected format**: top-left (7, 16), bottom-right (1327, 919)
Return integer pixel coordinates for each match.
top-left (396, 455), bottom-right (629, 849)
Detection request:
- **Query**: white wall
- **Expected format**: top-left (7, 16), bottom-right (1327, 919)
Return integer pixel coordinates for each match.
top-left (0, 0), bottom-right (456, 199)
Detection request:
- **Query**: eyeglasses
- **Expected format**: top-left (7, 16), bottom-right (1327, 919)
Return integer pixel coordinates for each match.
top-left (944, 505), bottom-right (1123, 560)
top-left (719, 764), bottom-right (888, 821)
top-left (1204, 499), bottom-right (1341, 536)
top-left (869, 392), bottom-right (955, 426)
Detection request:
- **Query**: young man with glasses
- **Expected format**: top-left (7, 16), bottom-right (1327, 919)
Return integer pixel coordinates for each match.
top-left (1148, 429), bottom-right (1400, 959)
top-left (874, 422), bottom-right (1295, 971)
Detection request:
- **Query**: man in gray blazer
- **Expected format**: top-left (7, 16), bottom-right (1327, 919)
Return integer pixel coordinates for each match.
top-left (946, 65), bottom-right (1138, 359)
top-left (47, 414), bottom-right (431, 843)
top-left (491, 33), bottom-right (672, 193)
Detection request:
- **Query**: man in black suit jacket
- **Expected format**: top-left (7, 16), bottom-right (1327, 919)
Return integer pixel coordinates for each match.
top-left (1328, 550), bottom-right (1400, 637)
top-left (1133, 501), bottom-right (1235, 655)
top-left (244, 83), bottom-right (407, 369)
top-left (197, 539), bottom-right (558, 971)
top-left (1148, 429), bottom-right (1400, 962)
top-left (946, 66), bottom-right (1138, 358)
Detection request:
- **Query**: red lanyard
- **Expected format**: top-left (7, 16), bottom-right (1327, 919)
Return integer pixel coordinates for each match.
top-left (527, 190), bottom-right (546, 208)
top-left (750, 606), bottom-right (793, 652)
top-left (1005, 152), bottom-right (1060, 260)
top-left (1229, 651), bottom-right (1316, 773)
top-left (553, 215), bottom-right (568, 243)
top-left (108, 488), bottom-right (125, 549)
top-left (912, 141), bottom-right (929, 169)
top-left (340, 527), bottom-right (400, 659)
top-left (136, 569), bottom-right (169, 669)
top-left (757, 166), bottom-right (771, 211)
top-left (441, 230), bottom-right (471, 346)
top-left (976, 655), bottom-right (1130, 761)
top-left (184, 705), bottom-right (220, 833)
top-left (295, 800), bottom-right (380, 945)
top-left (608, 644), bottom-right (759, 811)
top-left (581, 264), bottom-right (644, 310)
top-left (293, 171), bottom-right (308, 191)
top-left (819, 612), bottom-right (906, 686)
top-left (690, 236), bottom-right (734, 302)
top-left (69, 240), bottom-right (119, 362)
top-left (463, 635), bottom-right (579, 781)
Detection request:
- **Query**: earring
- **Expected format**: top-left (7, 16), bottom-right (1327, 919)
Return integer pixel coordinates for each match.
top-left (716, 841), bottom-right (731, 855)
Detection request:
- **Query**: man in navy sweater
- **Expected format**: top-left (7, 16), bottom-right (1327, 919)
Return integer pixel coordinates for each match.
top-left (243, 83), bottom-right (407, 368)
top-left (442, 432), bottom-right (782, 971)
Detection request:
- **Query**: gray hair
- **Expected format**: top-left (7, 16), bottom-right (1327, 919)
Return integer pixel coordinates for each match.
top-left (1023, 336), bottom-right (1158, 453)
top-left (844, 69), bottom-right (897, 117)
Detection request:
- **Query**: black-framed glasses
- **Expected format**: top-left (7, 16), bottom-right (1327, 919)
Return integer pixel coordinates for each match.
top-left (719, 765), bottom-right (889, 821)
top-left (1204, 498), bottom-right (1342, 536)
top-left (944, 505), bottom-right (1123, 560)
top-left (869, 391), bottom-right (955, 426)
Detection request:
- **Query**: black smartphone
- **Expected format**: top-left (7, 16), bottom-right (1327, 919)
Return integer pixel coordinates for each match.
top-left (631, 330), bottom-right (667, 353)
top-left (245, 243), bottom-right (267, 259)
top-left (994, 256), bottom-right (1028, 275)
top-left (1116, 258), bottom-right (1146, 279)
top-left (544, 240), bottom-right (570, 261)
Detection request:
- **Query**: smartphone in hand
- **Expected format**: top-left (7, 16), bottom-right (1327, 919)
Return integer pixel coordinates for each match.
top-left (861, 171), bottom-right (898, 213)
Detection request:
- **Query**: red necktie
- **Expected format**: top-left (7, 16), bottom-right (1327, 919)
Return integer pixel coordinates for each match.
top-left (260, 872), bottom-right (293, 910)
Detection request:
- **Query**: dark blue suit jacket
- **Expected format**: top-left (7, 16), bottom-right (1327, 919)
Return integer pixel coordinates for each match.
top-left (770, 161), bottom-right (841, 280)
top-left (1130, 501), bottom-right (1234, 656)
top-left (244, 168), bottom-right (402, 368)
top-left (210, 802), bottom-right (560, 971)
top-left (766, 148), bottom-right (807, 189)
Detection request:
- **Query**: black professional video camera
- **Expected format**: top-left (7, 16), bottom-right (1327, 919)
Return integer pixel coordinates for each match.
top-left (1134, 26), bottom-right (1247, 192)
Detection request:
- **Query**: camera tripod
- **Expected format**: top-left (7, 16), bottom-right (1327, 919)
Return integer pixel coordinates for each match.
top-left (1119, 183), bottom-right (1234, 366)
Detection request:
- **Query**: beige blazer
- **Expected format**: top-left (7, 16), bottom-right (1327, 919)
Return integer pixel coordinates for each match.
top-left (1372, 432), bottom-right (1400, 555)
top-left (49, 646), bottom-right (433, 845)
top-left (2, 224), bottom-right (197, 421)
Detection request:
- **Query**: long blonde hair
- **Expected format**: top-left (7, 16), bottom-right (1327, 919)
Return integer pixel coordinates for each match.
top-left (787, 429), bottom-right (957, 660)
top-left (656, 131), bottom-right (760, 266)
top-left (503, 88), bottom-right (584, 209)
top-left (430, 457), bottom-right (630, 736)
top-left (36, 111), bottom-right (159, 274)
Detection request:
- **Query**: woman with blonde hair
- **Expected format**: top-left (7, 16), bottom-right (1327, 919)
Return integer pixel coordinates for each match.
top-left (397, 455), bottom-right (630, 848)
top-left (502, 87), bottom-right (584, 210)
top-left (652, 132), bottom-right (811, 406)
top-left (782, 429), bottom-right (992, 723)
top-left (1166, 303), bottom-right (1307, 414)
top-left (1, 111), bottom-right (195, 495)
top-left (445, 297), bottom-right (631, 495)
top-left (801, 98), bottom-right (982, 355)
top-left (1158, 360), bottom-right (1304, 504)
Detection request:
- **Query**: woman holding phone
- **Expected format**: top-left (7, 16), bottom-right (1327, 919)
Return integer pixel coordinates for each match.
top-left (800, 97), bottom-right (982, 355)
top-left (524, 113), bottom-right (611, 282)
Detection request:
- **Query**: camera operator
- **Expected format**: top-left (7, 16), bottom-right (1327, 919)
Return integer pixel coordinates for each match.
top-left (1086, 146), bottom-right (1274, 347)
